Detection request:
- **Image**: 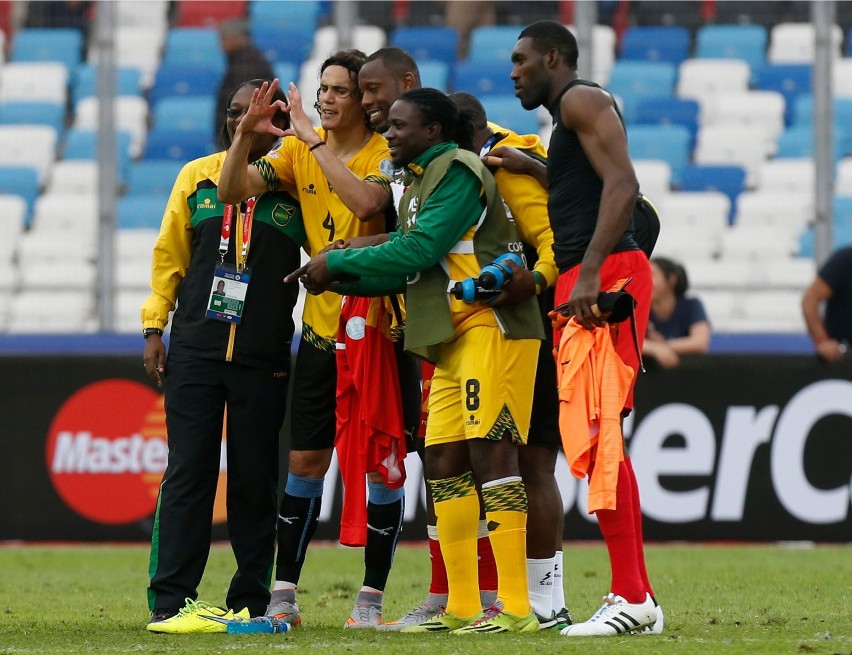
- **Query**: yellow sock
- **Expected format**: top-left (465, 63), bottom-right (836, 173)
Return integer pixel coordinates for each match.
top-left (431, 471), bottom-right (481, 618)
top-left (481, 476), bottom-right (530, 616)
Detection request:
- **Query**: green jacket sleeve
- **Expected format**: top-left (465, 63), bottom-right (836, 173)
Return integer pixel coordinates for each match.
top-left (326, 163), bottom-right (484, 279)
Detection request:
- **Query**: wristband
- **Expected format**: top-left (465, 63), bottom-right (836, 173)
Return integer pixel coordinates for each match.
top-left (309, 141), bottom-right (326, 152)
top-left (143, 328), bottom-right (163, 339)
top-left (533, 270), bottom-right (546, 295)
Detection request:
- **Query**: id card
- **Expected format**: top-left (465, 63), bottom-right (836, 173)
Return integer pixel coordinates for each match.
top-left (206, 264), bottom-right (251, 324)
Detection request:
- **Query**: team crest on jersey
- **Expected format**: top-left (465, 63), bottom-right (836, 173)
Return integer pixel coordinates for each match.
top-left (272, 202), bottom-right (295, 227)
top-left (345, 316), bottom-right (366, 340)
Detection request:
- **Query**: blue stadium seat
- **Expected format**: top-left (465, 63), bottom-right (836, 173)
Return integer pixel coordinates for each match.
top-left (468, 26), bottom-right (520, 63)
top-left (678, 165), bottom-right (746, 222)
top-left (390, 27), bottom-right (460, 64)
top-left (833, 196), bottom-right (852, 227)
top-left (0, 165), bottom-right (39, 222)
top-left (117, 195), bottom-right (171, 229)
top-left (620, 26), bottom-right (691, 65)
top-left (274, 62), bottom-right (299, 86)
top-left (755, 64), bottom-right (812, 126)
top-left (249, 0), bottom-right (321, 31)
top-left (695, 24), bottom-right (767, 75)
top-left (71, 64), bottom-right (142, 107)
top-left (127, 160), bottom-right (184, 197)
top-left (252, 27), bottom-right (313, 66)
top-left (453, 61), bottom-right (513, 96)
top-left (792, 95), bottom-right (852, 133)
top-left (633, 97), bottom-right (700, 142)
top-left (0, 101), bottom-right (65, 135)
top-left (482, 96), bottom-right (539, 136)
top-left (162, 28), bottom-right (226, 74)
top-left (608, 61), bottom-right (677, 122)
top-left (63, 129), bottom-right (133, 181)
top-left (418, 61), bottom-right (450, 91)
top-left (800, 224), bottom-right (852, 256)
top-left (148, 65), bottom-right (223, 106)
top-left (152, 96), bottom-right (216, 133)
top-left (776, 126), bottom-right (847, 160)
top-left (145, 128), bottom-right (217, 161)
top-left (627, 124), bottom-right (692, 184)
top-left (11, 28), bottom-right (83, 68)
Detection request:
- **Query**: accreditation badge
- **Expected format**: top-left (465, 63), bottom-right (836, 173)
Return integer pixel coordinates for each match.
top-left (206, 264), bottom-right (251, 324)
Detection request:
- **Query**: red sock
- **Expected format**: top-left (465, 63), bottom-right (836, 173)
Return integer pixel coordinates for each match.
top-left (624, 457), bottom-right (654, 597)
top-left (428, 536), bottom-right (449, 595)
top-left (595, 459), bottom-right (645, 603)
top-left (477, 534), bottom-right (498, 594)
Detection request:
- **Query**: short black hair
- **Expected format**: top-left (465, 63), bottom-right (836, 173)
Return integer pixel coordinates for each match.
top-left (397, 88), bottom-right (474, 151)
top-left (365, 46), bottom-right (421, 85)
top-left (218, 78), bottom-right (287, 150)
top-left (652, 256), bottom-right (689, 297)
top-left (448, 92), bottom-right (487, 132)
top-left (518, 20), bottom-right (579, 69)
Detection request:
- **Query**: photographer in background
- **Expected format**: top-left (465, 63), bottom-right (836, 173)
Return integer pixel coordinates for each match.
top-left (802, 245), bottom-right (852, 362)
top-left (643, 257), bottom-right (711, 369)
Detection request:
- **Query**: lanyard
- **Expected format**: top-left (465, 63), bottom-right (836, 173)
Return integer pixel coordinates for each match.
top-left (219, 198), bottom-right (256, 270)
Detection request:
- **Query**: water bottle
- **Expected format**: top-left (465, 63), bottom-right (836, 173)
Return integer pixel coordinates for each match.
top-left (226, 617), bottom-right (292, 634)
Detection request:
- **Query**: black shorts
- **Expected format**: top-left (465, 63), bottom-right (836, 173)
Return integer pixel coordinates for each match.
top-left (528, 287), bottom-right (560, 447)
top-left (289, 337), bottom-right (337, 451)
top-left (395, 340), bottom-right (423, 453)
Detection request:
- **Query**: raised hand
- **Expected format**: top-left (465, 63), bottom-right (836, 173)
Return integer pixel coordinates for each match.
top-left (284, 83), bottom-right (321, 145)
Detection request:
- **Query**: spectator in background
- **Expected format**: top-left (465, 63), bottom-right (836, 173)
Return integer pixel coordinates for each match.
top-left (802, 245), bottom-right (852, 362)
top-left (643, 256), bottom-right (711, 368)
top-left (215, 20), bottom-right (275, 140)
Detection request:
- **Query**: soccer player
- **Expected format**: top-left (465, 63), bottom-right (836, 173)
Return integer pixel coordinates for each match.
top-left (289, 88), bottom-right (544, 634)
top-left (218, 51), bottom-right (401, 629)
top-left (509, 20), bottom-right (662, 636)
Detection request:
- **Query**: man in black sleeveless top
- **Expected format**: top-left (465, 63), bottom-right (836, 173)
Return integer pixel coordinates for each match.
top-left (505, 20), bottom-right (662, 637)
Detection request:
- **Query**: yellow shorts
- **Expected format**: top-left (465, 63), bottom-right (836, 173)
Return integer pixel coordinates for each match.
top-left (425, 326), bottom-right (539, 446)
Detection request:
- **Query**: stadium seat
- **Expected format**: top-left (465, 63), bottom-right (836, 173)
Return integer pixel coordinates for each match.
top-left (755, 64), bottom-right (812, 125)
top-left (678, 165), bottom-right (746, 222)
top-left (73, 96), bottom-right (149, 159)
top-left (627, 125), bottom-right (692, 184)
top-left (253, 27), bottom-right (313, 65)
top-left (45, 160), bottom-right (99, 195)
top-left (0, 101), bottom-right (65, 134)
top-left (468, 26), bottom-right (521, 63)
top-left (127, 160), bottom-right (183, 197)
top-left (0, 194), bottom-right (26, 264)
top-left (145, 128), bottom-right (216, 161)
top-left (751, 256), bottom-right (816, 289)
top-left (162, 28), bottom-right (226, 74)
top-left (117, 195), bottom-right (171, 230)
top-left (607, 61), bottom-right (677, 122)
top-left (116, 0), bottom-right (169, 28)
top-left (738, 290), bottom-right (806, 332)
top-left (418, 61), bottom-right (450, 91)
top-left (656, 190), bottom-right (730, 233)
top-left (115, 288), bottom-right (155, 332)
top-left (776, 126), bottom-right (847, 160)
top-left (792, 95), bottom-right (852, 131)
top-left (176, 0), bottom-right (247, 27)
top-left (29, 192), bottom-right (98, 235)
top-left (18, 259), bottom-right (97, 291)
top-left (0, 62), bottom-right (68, 103)
top-left (677, 59), bottom-right (750, 102)
top-left (734, 191), bottom-right (814, 231)
top-left (836, 157), bottom-right (852, 194)
top-left (148, 64), bottom-right (223, 106)
top-left (249, 0), bottom-right (320, 32)
top-left (152, 96), bottom-right (215, 133)
top-left (482, 96), bottom-right (540, 136)
top-left (453, 61), bottom-right (514, 96)
top-left (0, 124), bottom-right (58, 184)
top-left (833, 58), bottom-right (852, 97)
top-left (62, 129), bottom-right (133, 182)
top-left (312, 26), bottom-right (386, 59)
top-left (0, 166), bottom-right (38, 224)
top-left (833, 195), bottom-right (852, 226)
top-left (756, 158), bottom-right (815, 193)
top-left (390, 27), bottom-right (460, 65)
top-left (700, 91), bottom-right (785, 144)
top-left (10, 28), bottom-right (82, 68)
top-left (109, 25), bottom-right (167, 89)
top-left (720, 224), bottom-right (800, 260)
top-left (7, 289), bottom-right (96, 332)
top-left (695, 24), bottom-right (768, 74)
top-left (694, 125), bottom-right (776, 185)
top-left (633, 97), bottom-right (700, 142)
top-left (620, 26), bottom-right (691, 65)
top-left (71, 64), bottom-right (142, 107)
top-left (768, 22), bottom-right (843, 64)
top-left (632, 160), bottom-right (672, 200)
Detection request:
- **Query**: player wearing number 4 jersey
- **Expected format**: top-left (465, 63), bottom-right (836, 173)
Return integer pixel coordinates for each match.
top-left (219, 51), bottom-right (405, 629)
